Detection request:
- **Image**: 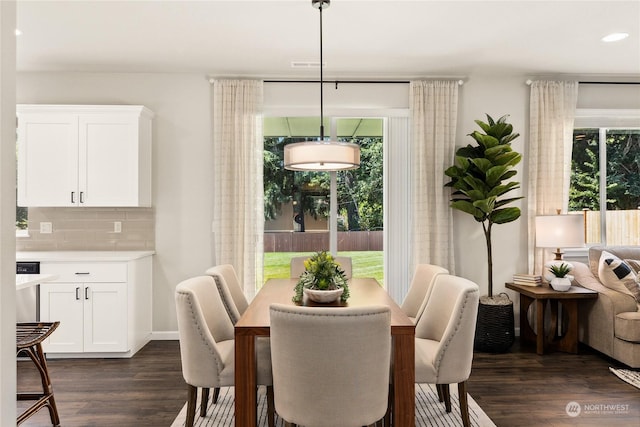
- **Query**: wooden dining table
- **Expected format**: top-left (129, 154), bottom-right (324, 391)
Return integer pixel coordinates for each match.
top-left (234, 277), bottom-right (415, 427)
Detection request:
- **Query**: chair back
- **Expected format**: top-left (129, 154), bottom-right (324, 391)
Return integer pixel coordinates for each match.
top-left (289, 255), bottom-right (353, 279)
top-left (205, 264), bottom-right (249, 324)
top-left (269, 304), bottom-right (390, 427)
top-left (401, 263), bottom-right (449, 323)
top-left (175, 275), bottom-right (235, 387)
top-left (415, 274), bottom-right (479, 384)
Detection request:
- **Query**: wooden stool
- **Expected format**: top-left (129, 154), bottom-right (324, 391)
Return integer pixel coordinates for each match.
top-left (16, 322), bottom-right (61, 426)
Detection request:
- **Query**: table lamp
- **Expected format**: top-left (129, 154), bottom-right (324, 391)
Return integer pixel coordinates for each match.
top-left (535, 213), bottom-right (585, 281)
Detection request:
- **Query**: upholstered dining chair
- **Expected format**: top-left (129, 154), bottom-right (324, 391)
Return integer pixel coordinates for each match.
top-left (414, 274), bottom-right (479, 427)
top-left (175, 276), bottom-right (274, 427)
top-left (269, 304), bottom-right (391, 427)
top-left (205, 264), bottom-right (249, 324)
top-left (401, 263), bottom-right (449, 324)
top-left (289, 255), bottom-right (353, 279)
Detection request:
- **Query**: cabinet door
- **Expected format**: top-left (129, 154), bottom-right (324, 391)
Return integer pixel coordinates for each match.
top-left (83, 283), bottom-right (128, 352)
top-left (17, 113), bottom-right (79, 206)
top-left (79, 114), bottom-right (141, 206)
top-left (40, 283), bottom-right (84, 352)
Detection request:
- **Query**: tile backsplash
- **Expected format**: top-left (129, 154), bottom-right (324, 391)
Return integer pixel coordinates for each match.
top-left (17, 207), bottom-right (155, 251)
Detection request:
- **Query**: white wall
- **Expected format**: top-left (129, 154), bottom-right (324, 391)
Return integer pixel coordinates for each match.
top-left (1, 2), bottom-right (17, 424)
top-left (15, 72), bottom-right (640, 334)
top-left (17, 72), bottom-right (213, 333)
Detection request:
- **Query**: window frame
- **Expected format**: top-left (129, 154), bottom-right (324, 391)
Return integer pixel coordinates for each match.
top-left (571, 108), bottom-right (640, 247)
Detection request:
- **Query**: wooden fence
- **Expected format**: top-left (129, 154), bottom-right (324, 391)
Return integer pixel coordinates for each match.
top-left (264, 230), bottom-right (383, 252)
top-left (583, 209), bottom-right (640, 245)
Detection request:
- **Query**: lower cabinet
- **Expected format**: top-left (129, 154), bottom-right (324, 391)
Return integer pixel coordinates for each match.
top-left (40, 282), bottom-right (128, 353)
top-left (39, 256), bottom-right (152, 357)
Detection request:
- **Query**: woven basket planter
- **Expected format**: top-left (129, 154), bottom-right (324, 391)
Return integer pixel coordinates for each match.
top-left (474, 293), bottom-right (515, 353)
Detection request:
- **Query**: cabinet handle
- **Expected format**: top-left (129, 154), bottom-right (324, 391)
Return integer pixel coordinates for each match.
top-left (80, 191), bottom-right (85, 203)
top-left (85, 287), bottom-right (90, 300)
top-left (71, 191), bottom-right (75, 204)
top-left (75, 272), bottom-right (90, 275)
top-left (75, 287), bottom-right (80, 300)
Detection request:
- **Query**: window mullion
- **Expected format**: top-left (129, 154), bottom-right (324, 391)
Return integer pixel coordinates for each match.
top-left (598, 128), bottom-right (607, 244)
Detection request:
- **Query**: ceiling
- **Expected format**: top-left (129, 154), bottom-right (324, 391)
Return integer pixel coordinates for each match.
top-left (15, 0), bottom-right (640, 79)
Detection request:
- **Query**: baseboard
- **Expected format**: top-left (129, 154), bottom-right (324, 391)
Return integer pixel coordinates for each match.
top-left (151, 330), bottom-right (179, 340)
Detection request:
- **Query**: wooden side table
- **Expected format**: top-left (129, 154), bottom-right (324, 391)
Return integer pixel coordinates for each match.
top-left (505, 282), bottom-right (598, 355)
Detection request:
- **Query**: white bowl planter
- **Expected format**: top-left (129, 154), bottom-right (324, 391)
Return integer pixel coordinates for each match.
top-left (550, 277), bottom-right (571, 292)
top-left (303, 288), bottom-right (344, 303)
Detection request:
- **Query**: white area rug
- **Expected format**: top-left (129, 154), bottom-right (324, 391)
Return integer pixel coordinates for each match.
top-left (609, 367), bottom-right (640, 389)
top-left (171, 383), bottom-right (496, 427)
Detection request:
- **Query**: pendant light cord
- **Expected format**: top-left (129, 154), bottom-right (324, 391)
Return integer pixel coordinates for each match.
top-left (319, 1), bottom-right (325, 141)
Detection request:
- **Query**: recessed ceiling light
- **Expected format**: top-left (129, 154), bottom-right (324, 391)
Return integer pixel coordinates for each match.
top-left (601, 32), bottom-right (629, 42)
top-left (14, 29), bottom-right (22, 36)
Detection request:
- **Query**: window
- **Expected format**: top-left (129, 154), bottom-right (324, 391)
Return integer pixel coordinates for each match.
top-left (570, 110), bottom-right (640, 245)
top-left (263, 116), bottom-right (384, 283)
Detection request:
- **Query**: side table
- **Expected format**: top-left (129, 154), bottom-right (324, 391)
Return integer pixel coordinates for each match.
top-left (505, 282), bottom-right (598, 355)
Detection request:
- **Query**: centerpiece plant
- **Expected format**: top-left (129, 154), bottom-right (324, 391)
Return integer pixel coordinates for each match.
top-left (293, 251), bottom-right (350, 303)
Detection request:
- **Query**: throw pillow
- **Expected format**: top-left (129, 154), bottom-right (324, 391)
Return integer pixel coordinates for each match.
top-left (622, 276), bottom-right (640, 304)
top-left (624, 259), bottom-right (640, 275)
top-left (598, 251), bottom-right (636, 296)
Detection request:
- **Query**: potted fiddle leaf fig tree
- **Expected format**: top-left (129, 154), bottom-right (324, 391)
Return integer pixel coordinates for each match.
top-left (444, 114), bottom-right (523, 352)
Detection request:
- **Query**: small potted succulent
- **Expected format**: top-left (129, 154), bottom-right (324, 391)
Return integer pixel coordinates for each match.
top-left (293, 251), bottom-right (350, 303)
top-left (548, 263), bottom-right (573, 291)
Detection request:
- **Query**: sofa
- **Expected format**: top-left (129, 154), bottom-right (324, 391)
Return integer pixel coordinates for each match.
top-left (571, 246), bottom-right (640, 368)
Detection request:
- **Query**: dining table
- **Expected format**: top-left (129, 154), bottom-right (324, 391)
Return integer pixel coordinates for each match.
top-left (234, 277), bottom-right (415, 427)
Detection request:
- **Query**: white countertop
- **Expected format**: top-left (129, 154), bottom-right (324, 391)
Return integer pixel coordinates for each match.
top-left (16, 274), bottom-right (58, 291)
top-left (16, 251), bottom-right (155, 262)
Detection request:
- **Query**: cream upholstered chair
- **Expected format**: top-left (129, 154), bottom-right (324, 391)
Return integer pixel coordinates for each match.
top-left (289, 255), bottom-right (353, 278)
top-left (414, 274), bottom-right (479, 427)
top-left (205, 264), bottom-right (249, 324)
top-left (175, 276), bottom-right (274, 427)
top-left (203, 264), bottom-right (251, 407)
top-left (269, 304), bottom-right (391, 427)
top-left (400, 263), bottom-right (449, 324)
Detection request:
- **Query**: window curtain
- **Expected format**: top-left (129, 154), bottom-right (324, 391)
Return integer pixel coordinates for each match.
top-left (211, 79), bottom-right (264, 300)
top-left (410, 80), bottom-right (459, 273)
top-left (527, 81), bottom-right (579, 274)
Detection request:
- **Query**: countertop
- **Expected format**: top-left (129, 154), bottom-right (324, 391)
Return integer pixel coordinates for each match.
top-left (17, 251), bottom-right (155, 262)
top-left (16, 274), bottom-right (59, 291)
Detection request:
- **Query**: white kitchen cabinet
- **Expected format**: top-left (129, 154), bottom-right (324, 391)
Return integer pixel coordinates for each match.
top-left (38, 255), bottom-right (152, 358)
top-left (17, 105), bottom-right (153, 207)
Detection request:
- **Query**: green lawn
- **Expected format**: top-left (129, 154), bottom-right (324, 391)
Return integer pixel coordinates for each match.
top-left (264, 251), bottom-right (384, 284)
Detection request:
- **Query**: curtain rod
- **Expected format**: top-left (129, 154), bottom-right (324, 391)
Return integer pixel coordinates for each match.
top-left (263, 79), bottom-right (465, 86)
top-left (526, 79), bottom-right (640, 85)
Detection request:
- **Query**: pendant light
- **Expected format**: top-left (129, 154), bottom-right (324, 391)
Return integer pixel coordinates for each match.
top-left (284, 0), bottom-right (360, 171)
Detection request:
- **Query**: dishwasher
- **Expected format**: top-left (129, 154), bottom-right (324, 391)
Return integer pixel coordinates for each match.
top-left (16, 261), bottom-right (40, 322)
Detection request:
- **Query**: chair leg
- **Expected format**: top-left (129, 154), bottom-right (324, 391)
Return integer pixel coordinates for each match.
top-left (212, 386), bottom-right (220, 404)
top-left (200, 387), bottom-right (209, 417)
top-left (458, 381), bottom-right (471, 427)
top-left (439, 383), bottom-right (452, 412)
top-left (186, 384), bottom-right (197, 427)
top-left (436, 383), bottom-right (444, 402)
top-left (284, 422), bottom-right (296, 427)
top-left (266, 385), bottom-right (275, 427)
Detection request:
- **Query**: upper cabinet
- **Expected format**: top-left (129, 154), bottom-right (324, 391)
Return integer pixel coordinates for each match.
top-left (17, 105), bottom-right (154, 207)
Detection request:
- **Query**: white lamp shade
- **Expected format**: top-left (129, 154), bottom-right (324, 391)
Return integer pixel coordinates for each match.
top-left (535, 214), bottom-right (585, 248)
top-left (284, 141), bottom-right (360, 171)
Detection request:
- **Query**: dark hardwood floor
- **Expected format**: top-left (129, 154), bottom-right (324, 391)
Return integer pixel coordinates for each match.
top-left (18, 340), bottom-right (639, 427)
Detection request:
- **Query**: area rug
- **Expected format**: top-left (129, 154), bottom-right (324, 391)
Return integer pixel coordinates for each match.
top-left (609, 367), bottom-right (640, 389)
top-left (171, 383), bottom-right (496, 427)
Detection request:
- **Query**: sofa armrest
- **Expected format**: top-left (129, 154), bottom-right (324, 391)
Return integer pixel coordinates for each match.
top-left (572, 262), bottom-right (637, 314)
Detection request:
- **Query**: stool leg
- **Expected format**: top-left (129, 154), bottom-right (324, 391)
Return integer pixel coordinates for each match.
top-left (34, 343), bottom-right (60, 426)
